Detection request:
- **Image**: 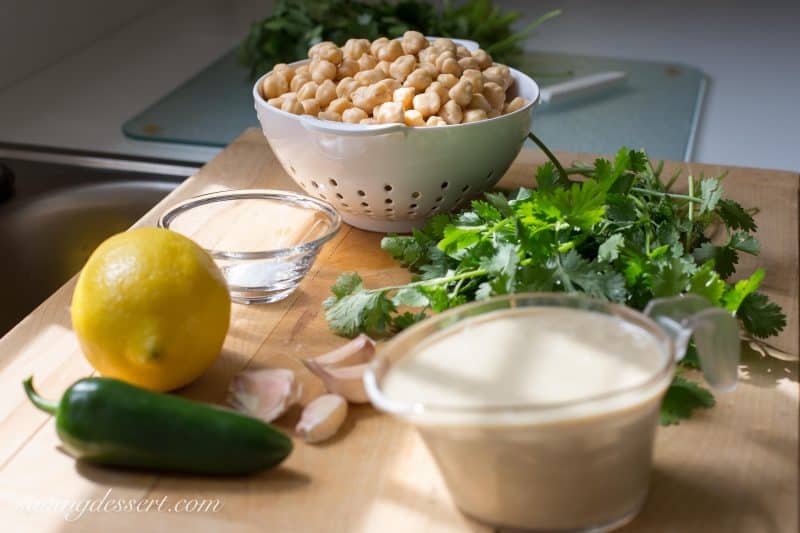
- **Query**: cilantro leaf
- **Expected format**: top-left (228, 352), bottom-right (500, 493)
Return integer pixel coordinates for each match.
top-left (716, 199), bottom-right (757, 232)
top-left (689, 261), bottom-right (726, 306)
top-left (722, 268), bottom-right (764, 312)
top-left (598, 234), bottom-right (624, 262)
top-left (660, 376), bottom-right (715, 425)
top-left (730, 232), bottom-right (760, 255)
top-left (692, 242), bottom-right (738, 278)
top-left (699, 178), bottom-right (723, 214)
top-left (737, 292), bottom-right (787, 338)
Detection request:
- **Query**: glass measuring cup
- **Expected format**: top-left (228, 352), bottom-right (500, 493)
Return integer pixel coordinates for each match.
top-left (365, 293), bottom-right (739, 531)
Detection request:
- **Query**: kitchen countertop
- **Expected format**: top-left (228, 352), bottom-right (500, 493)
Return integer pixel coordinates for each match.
top-left (0, 0), bottom-right (798, 170)
top-left (0, 129), bottom-right (796, 532)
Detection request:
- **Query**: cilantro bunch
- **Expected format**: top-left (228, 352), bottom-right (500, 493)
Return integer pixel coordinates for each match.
top-left (239, 0), bottom-right (560, 79)
top-left (323, 133), bottom-right (786, 423)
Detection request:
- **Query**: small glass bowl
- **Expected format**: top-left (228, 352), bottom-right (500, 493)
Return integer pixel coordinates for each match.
top-left (158, 189), bottom-right (341, 304)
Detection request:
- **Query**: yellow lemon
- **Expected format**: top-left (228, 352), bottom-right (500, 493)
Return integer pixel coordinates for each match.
top-left (71, 227), bottom-right (231, 391)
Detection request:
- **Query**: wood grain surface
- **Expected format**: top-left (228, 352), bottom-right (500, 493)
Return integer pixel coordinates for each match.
top-left (0, 129), bottom-right (796, 532)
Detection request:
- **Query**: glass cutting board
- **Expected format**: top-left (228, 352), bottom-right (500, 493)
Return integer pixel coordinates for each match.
top-left (123, 49), bottom-right (705, 161)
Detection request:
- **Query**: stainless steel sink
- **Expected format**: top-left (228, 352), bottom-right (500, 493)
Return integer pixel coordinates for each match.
top-left (0, 147), bottom-right (200, 336)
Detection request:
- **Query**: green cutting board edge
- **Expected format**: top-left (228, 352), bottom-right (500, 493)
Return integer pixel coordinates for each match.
top-left (123, 49), bottom-right (705, 161)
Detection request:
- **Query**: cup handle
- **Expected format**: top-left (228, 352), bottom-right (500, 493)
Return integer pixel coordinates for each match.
top-left (644, 294), bottom-right (740, 391)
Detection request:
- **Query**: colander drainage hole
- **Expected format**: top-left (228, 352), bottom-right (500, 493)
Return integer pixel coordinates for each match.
top-left (384, 198), bottom-right (393, 204)
top-left (336, 193), bottom-right (344, 199)
top-left (441, 181), bottom-right (449, 189)
top-left (357, 190), bottom-right (366, 197)
top-left (409, 203), bottom-right (418, 209)
top-left (361, 201), bottom-right (369, 207)
top-left (329, 178), bottom-right (339, 187)
top-left (384, 184), bottom-right (393, 192)
top-left (311, 180), bottom-right (319, 188)
top-left (435, 196), bottom-right (443, 203)
top-left (485, 170), bottom-right (494, 182)
top-left (462, 185), bottom-right (470, 193)
top-left (319, 193), bottom-right (327, 199)
top-left (411, 191), bottom-right (421, 199)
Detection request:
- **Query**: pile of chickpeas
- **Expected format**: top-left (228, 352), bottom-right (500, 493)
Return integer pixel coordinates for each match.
top-left (259, 31), bottom-right (528, 127)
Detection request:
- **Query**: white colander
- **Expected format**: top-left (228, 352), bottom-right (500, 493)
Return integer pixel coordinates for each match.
top-left (252, 43), bottom-right (539, 233)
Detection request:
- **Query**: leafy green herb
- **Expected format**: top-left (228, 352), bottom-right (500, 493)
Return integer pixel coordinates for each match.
top-left (323, 133), bottom-right (786, 424)
top-left (660, 375), bottom-right (716, 425)
top-left (238, 0), bottom-right (560, 78)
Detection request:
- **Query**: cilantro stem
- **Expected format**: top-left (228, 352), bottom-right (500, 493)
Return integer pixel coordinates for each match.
top-left (528, 131), bottom-right (570, 186)
top-left (630, 187), bottom-right (703, 204)
top-left (375, 269), bottom-right (489, 294)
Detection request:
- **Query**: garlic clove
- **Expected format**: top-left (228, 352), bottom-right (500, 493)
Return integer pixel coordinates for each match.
top-left (296, 394), bottom-right (348, 443)
top-left (302, 360), bottom-right (369, 403)
top-left (309, 335), bottom-right (376, 368)
top-left (227, 368), bottom-right (303, 422)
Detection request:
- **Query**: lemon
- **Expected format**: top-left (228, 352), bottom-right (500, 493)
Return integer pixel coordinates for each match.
top-left (71, 227), bottom-right (231, 391)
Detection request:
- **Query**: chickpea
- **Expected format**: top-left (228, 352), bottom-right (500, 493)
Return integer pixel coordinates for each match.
top-left (311, 59), bottom-right (337, 83)
top-left (295, 65), bottom-right (310, 77)
top-left (483, 81), bottom-right (506, 110)
top-left (389, 55), bottom-right (416, 82)
top-left (300, 98), bottom-right (320, 116)
top-left (282, 91), bottom-right (297, 101)
top-left (487, 109), bottom-right (501, 119)
top-left (504, 96), bottom-right (527, 114)
top-left (297, 80), bottom-right (319, 101)
top-left (471, 49), bottom-right (493, 70)
top-left (281, 96), bottom-right (303, 115)
top-left (484, 64), bottom-right (512, 90)
top-left (370, 37), bottom-right (390, 56)
top-left (318, 110), bottom-right (342, 122)
top-left (360, 117), bottom-right (379, 125)
top-left (351, 82), bottom-right (392, 112)
top-left (404, 109), bottom-right (425, 127)
top-left (448, 79), bottom-right (473, 107)
top-left (434, 51), bottom-right (454, 69)
top-left (342, 107), bottom-right (368, 124)
top-left (426, 81), bottom-right (449, 105)
top-left (412, 91), bottom-right (441, 118)
top-left (393, 87), bottom-right (416, 110)
top-left (377, 60), bottom-right (393, 76)
top-left (267, 96), bottom-right (284, 108)
top-left (290, 71), bottom-right (312, 92)
top-left (337, 58), bottom-right (359, 80)
top-left (418, 62), bottom-right (439, 78)
top-left (468, 93), bottom-right (491, 112)
top-left (439, 57), bottom-right (462, 77)
top-left (376, 78), bottom-right (401, 93)
top-left (377, 39), bottom-right (403, 62)
top-left (343, 38), bottom-right (371, 60)
top-left (315, 79), bottom-right (337, 108)
top-left (374, 101), bottom-right (405, 124)
top-left (463, 108), bottom-right (488, 123)
top-left (426, 115), bottom-right (448, 127)
top-left (261, 73), bottom-right (289, 99)
top-left (404, 68), bottom-right (433, 91)
top-left (458, 57), bottom-right (480, 71)
top-left (273, 63), bottom-right (295, 83)
top-left (461, 69), bottom-right (484, 94)
top-left (418, 47), bottom-right (438, 65)
top-left (355, 68), bottom-right (386, 85)
top-left (437, 73), bottom-right (459, 89)
top-left (308, 41), bottom-right (336, 58)
top-left (336, 77), bottom-right (363, 99)
top-left (432, 38), bottom-right (457, 54)
top-left (438, 99), bottom-right (463, 125)
top-left (318, 45), bottom-right (343, 65)
top-left (455, 45), bottom-right (471, 59)
top-left (401, 30), bottom-right (427, 55)
top-left (327, 97), bottom-right (352, 114)
top-left (357, 53), bottom-right (378, 71)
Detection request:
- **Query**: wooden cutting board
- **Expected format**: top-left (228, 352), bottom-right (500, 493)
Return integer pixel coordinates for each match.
top-left (0, 129), bottom-right (797, 532)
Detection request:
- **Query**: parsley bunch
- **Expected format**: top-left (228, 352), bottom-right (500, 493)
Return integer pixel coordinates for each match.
top-left (239, 0), bottom-right (560, 79)
top-left (323, 133), bottom-right (786, 423)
